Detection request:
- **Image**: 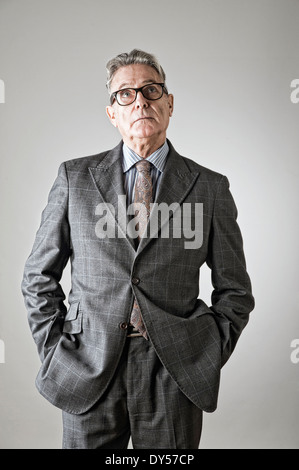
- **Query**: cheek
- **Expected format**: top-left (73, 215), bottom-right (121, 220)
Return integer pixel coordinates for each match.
top-left (155, 103), bottom-right (172, 121)
top-left (159, 109), bottom-right (171, 126)
top-left (116, 113), bottom-right (129, 130)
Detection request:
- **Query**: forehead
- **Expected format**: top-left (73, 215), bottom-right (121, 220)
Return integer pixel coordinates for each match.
top-left (110, 64), bottom-right (162, 91)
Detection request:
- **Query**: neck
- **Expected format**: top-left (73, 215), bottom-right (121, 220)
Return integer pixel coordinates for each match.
top-left (123, 135), bottom-right (166, 158)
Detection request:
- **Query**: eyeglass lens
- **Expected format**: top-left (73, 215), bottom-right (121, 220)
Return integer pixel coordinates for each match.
top-left (116, 84), bottom-right (163, 105)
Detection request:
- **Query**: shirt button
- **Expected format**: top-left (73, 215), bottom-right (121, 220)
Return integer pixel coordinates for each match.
top-left (132, 277), bottom-right (140, 285)
top-left (119, 322), bottom-right (128, 330)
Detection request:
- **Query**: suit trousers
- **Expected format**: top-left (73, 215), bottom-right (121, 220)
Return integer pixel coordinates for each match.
top-left (62, 336), bottom-right (203, 449)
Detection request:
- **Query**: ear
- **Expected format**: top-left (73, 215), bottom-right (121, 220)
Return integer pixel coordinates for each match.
top-left (106, 105), bottom-right (118, 128)
top-left (168, 94), bottom-right (174, 117)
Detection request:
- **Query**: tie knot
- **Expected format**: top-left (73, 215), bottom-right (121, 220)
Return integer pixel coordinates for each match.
top-left (135, 160), bottom-right (151, 174)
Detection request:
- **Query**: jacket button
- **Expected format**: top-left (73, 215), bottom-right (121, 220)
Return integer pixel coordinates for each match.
top-left (132, 277), bottom-right (140, 285)
top-left (119, 322), bottom-right (128, 330)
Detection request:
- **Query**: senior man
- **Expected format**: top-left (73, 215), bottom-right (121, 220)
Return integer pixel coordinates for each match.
top-left (22, 49), bottom-right (254, 449)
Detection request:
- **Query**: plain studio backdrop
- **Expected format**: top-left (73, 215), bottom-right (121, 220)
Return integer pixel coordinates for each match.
top-left (0, 0), bottom-right (298, 449)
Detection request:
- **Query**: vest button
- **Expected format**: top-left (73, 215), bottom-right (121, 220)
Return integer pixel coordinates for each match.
top-left (132, 277), bottom-right (140, 285)
top-left (119, 322), bottom-right (128, 330)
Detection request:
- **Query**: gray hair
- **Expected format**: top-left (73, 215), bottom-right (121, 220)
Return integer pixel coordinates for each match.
top-left (106, 49), bottom-right (167, 94)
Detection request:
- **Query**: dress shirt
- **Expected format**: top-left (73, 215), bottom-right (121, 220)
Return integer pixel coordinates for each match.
top-left (122, 141), bottom-right (169, 206)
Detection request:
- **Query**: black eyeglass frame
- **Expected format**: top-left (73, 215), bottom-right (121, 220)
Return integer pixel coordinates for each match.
top-left (109, 83), bottom-right (168, 106)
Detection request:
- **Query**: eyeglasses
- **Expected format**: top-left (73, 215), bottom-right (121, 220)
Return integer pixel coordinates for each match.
top-left (110, 83), bottom-right (167, 106)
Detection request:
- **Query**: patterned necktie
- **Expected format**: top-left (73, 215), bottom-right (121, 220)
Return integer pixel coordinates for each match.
top-left (129, 160), bottom-right (152, 339)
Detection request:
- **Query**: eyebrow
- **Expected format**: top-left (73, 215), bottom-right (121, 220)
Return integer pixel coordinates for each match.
top-left (116, 79), bottom-right (157, 90)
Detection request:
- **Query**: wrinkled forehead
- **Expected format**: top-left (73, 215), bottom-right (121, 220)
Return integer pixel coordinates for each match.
top-left (110, 64), bottom-right (163, 92)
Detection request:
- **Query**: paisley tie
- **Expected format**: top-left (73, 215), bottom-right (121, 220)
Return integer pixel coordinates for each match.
top-left (129, 160), bottom-right (152, 339)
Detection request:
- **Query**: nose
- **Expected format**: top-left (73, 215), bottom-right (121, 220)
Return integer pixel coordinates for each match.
top-left (135, 90), bottom-right (149, 108)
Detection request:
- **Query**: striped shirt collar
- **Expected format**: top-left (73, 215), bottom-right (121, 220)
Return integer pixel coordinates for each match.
top-left (122, 141), bottom-right (169, 173)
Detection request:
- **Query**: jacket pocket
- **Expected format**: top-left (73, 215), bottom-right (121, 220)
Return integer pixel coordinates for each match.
top-left (63, 300), bottom-right (82, 334)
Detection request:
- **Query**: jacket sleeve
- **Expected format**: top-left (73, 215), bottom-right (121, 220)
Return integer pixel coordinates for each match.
top-left (21, 162), bottom-right (71, 362)
top-left (206, 175), bottom-right (255, 366)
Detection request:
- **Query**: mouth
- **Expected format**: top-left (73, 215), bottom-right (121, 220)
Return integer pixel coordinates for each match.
top-left (134, 117), bottom-right (154, 123)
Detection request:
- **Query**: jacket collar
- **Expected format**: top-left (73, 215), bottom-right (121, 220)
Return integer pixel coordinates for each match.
top-left (89, 140), bottom-right (200, 253)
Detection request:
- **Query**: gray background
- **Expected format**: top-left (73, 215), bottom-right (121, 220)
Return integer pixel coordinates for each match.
top-left (0, 0), bottom-right (298, 449)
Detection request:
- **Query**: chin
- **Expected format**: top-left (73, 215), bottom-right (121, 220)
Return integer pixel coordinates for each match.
top-left (136, 127), bottom-right (158, 137)
top-left (135, 133), bottom-right (156, 140)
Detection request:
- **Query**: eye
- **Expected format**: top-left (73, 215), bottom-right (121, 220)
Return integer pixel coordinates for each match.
top-left (143, 84), bottom-right (162, 100)
top-left (119, 89), bottom-right (134, 99)
top-left (146, 85), bottom-right (159, 94)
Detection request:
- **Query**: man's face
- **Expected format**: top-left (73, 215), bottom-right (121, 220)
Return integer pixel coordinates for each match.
top-left (106, 64), bottom-right (174, 148)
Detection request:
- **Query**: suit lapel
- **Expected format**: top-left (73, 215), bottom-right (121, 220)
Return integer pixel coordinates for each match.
top-left (89, 140), bottom-right (200, 254)
top-left (137, 141), bottom-right (200, 253)
top-left (88, 141), bottom-right (136, 251)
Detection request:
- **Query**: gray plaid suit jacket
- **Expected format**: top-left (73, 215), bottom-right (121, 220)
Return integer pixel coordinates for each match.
top-left (22, 140), bottom-right (254, 414)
